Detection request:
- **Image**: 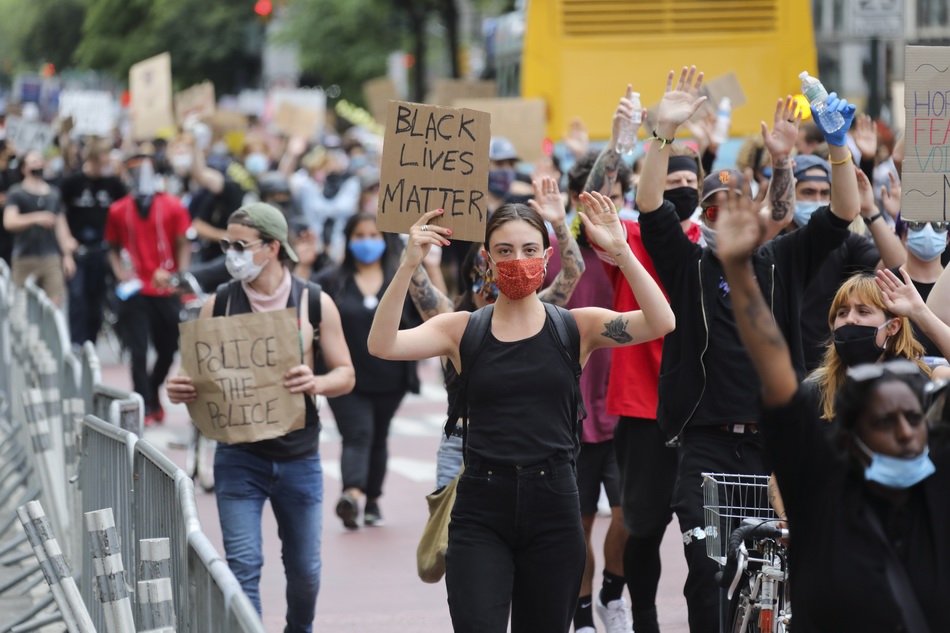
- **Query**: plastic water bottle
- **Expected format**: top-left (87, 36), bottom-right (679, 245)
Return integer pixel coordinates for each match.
top-left (711, 97), bottom-right (731, 145)
top-left (799, 71), bottom-right (844, 134)
top-left (615, 92), bottom-right (642, 155)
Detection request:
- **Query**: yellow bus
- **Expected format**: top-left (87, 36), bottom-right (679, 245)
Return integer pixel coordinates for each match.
top-left (491, 0), bottom-right (819, 141)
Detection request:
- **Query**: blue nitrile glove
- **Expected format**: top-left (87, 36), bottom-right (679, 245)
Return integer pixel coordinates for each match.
top-left (812, 92), bottom-right (857, 147)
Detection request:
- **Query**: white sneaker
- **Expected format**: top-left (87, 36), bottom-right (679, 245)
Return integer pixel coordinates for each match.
top-left (595, 594), bottom-right (632, 633)
top-left (575, 628), bottom-right (596, 633)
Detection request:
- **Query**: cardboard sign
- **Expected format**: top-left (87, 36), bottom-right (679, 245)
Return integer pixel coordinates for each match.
top-left (903, 46), bottom-right (950, 221)
top-left (129, 52), bottom-right (175, 141)
top-left (58, 90), bottom-right (115, 137)
top-left (175, 81), bottom-right (216, 125)
top-left (269, 89), bottom-right (325, 139)
top-left (377, 100), bottom-right (490, 243)
top-left (5, 116), bottom-right (55, 154)
top-left (427, 79), bottom-right (496, 107)
top-left (451, 97), bottom-right (546, 163)
top-left (363, 77), bottom-right (397, 130)
top-left (178, 308), bottom-right (306, 444)
top-left (274, 102), bottom-right (320, 139)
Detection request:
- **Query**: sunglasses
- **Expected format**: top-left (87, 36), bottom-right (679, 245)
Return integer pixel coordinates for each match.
top-left (703, 205), bottom-right (719, 222)
top-left (847, 359), bottom-right (921, 383)
top-left (219, 238), bottom-right (266, 254)
top-left (905, 220), bottom-right (950, 232)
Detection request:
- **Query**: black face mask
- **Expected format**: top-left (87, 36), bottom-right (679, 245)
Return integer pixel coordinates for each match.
top-left (134, 194), bottom-right (154, 219)
top-left (833, 323), bottom-right (889, 367)
top-left (29, 168), bottom-right (44, 178)
top-left (664, 186), bottom-right (699, 221)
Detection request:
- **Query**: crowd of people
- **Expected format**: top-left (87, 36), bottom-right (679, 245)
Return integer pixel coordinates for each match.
top-left (3, 61), bottom-right (949, 633)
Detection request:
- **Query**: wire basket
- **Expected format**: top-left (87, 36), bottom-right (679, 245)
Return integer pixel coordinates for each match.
top-left (701, 472), bottom-right (777, 565)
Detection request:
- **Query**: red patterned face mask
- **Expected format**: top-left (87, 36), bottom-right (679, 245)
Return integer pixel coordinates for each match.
top-left (491, 257), bottom-right (546, 300)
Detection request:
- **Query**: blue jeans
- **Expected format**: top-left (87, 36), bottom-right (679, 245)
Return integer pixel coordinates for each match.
top-left (214, 445), bottom-right (323, 633)
top-left (436, 432), bottom-right (464, 489)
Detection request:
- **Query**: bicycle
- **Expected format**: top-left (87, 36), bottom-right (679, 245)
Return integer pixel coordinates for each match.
top-left (702, 473), bottom-right (791, 633)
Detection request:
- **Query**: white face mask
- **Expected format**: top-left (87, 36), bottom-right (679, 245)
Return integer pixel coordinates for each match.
top-left (225, 249), bottom-right (267, 282)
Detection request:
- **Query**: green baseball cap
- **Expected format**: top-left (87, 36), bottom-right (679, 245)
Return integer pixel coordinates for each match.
top-left (230, 202), bottom-right (299, 263)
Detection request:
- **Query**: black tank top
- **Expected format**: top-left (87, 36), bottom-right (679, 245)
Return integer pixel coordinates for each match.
top-left (463, 312), bottom-right (577, 465)
top-left (224, 276), bottom-right (320, 460)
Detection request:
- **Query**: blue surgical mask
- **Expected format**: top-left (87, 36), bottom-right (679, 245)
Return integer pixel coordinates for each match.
top-left (793, 201), bottom-right (823, 227)
top-left (907, 224), bottom-right (948, 262)
top-left (854, 436), bottom-right (936, 489)
top-left (245, 152), bottom-right (269, 176)
top-left (349, 237), bottom-right (386, 264)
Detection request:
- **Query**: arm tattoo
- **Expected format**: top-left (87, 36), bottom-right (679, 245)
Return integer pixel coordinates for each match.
top-left (585, 147), bottom-right (622, 195)
top-left (769, 157), bottom-right (793, 222)
top-left (540, 222), bottom-right (585, 306)
top-left (742, 287), bottom-right (786, 349)
top-left (409, 265), bottom-right (450, 320)
top-left (600, 316), bottom-right (633, 344)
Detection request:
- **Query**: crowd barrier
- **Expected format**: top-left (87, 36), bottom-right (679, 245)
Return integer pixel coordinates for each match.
top-left (0, 260), bottom-right (264, 633)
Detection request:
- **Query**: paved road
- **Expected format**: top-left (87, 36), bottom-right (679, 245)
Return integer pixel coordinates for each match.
top-left (103, 357), bottom-right (690, 632)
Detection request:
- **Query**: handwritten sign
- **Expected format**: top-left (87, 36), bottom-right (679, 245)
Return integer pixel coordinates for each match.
top-left (129, 52), bottom-right (175, 141)
top-left (377, 100), bottom-right (490, 243)
top-left (903, 45), bottom-right (950, 221)
top-left (175, 81), bottom-right (216, 125)
top-left (58, 90), bottom-right (115, 137)
top-left (178, 308), bottom-right (306, 444)
top-left (451, 97), bottom-right (545, 163)
top-left (5, 117), bottom-right (55, 154)
top-left (274, 101), bottom-right (320, 139)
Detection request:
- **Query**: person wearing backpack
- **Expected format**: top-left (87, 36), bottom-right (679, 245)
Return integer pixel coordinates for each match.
top-left (367, 193), bottom-right (675, 633)
top-left (166, 202), bottom-right (355, 633)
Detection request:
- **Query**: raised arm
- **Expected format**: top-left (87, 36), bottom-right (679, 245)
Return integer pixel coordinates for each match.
top-left (718, 180), bottom-right (799, 407)
top-left (856, 168), bottom-right (905, 269)
top-left (367, 209), bottom-right (468, 367)
top-left (529, 176), bottom-right (585, 306)
top-left (408, 263), bottom-right (454, 321)
top-left (572, 191), bottom-right (675, 364)
top-left (816, 93), bottom-right (860, 223)
top-left (877, 268), bottom-right (950, 363)
top-left (636, 67), bottom-right (707, 213)
top-left (585, 85), bottom-right (642, 196)
top-left (760, 96), bottom-right (800, 239)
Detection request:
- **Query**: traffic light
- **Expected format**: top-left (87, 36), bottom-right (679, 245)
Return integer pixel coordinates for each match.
top-left (254, 0), bottom-right (272, 21)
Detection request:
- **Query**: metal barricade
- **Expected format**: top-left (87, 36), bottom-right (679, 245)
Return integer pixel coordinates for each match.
top-left (92, 383), bottom-right (144, 436)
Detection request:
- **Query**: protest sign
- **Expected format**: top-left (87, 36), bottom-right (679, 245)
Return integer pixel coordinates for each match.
top-left (450, 97), bottom-right (546, 163)
top-left (178, 308), bottom-right (306, 444)
top-left (363, 77), bottom-right (397, 129)
top-left (5, 116), bottom-right (55, 154)
top-left (129, 53), bottom-right (175, 141)
top-left (269, 89), bottom-right (325, 139)
top-left (377, 100), bottom-right (490, 243)
top-left (427, 79), bottom-right (496, 107)
top-left (274, 102), bottom-right (320, 139)
top-left (58, 90), bottom-right (115, 137)
top-left (175, 81), bottom-right (216, 125)
top-left (903, 46), bottom-right (950, 221)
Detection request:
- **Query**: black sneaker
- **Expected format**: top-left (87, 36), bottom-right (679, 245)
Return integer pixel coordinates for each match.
top-left (336, 493), bottom-right (359, 529)
top-left (364, 500), bottom-right (384, 526)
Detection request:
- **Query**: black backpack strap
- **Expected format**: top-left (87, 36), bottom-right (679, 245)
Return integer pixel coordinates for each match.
top-left (306, 281), bottom-right (322, 341)
top-left (444, 305), bottom-right (494, 438)
top-left (543, 303), bottom-right (587, 455)
top-left (212, 281), bottom-right (235, 317)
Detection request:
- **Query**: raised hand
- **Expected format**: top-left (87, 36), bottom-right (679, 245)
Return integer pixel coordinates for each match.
top-left (881, 171), bottom-right (902, 220)
top-left (876, 267), bottom-right (926, 319)
top-left (402, 208), bottom-right (451, 269)
top-left (656, 66), bottom-right (707, 138)
top-left (564, 117), bottom-right (590, 160)
top-left (852, 114), bottom-right (878, 160)
top-left (611, 84), bottom-right (645, 146)
top-left (761, 96), bottom-right (801, 159)
top-left (716, 171), bottom-right (766, 265)
top-left (528, 176), bottom-right (567, 226)
top-left (577, 190), bottom-right (625, 253)
top-left (815, 92), bottom-right (857, 147)
top-left (855, 168), bottom-right (877, 218)
top-left (685, 110), bottom-right (716, 154)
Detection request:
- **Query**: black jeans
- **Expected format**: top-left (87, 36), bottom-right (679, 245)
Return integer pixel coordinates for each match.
top-left (67, 248), bottom-right (109, 345)
top-left (445, 457), bottom-right (585, 633)
top-left (120, 293), bottom-right (180, 411)
top-left (673, 427), bottom-right (767, 633)
top-left (328, 390), bottom-right (404, 498)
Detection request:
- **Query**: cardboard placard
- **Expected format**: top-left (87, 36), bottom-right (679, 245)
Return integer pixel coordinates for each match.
top-left (427, 79), bottom-right (496, 107)
top-left (129, 52), bottom-right (175, 141)
top-left (903, 46), bottom-right (950, 221)
top-left (377, 100), bottom-right (490, 243)
top-left (178, 308), bottom-right (306, 444)
top-left (450, 97), bottom-right (546, 163)
top-left (363, 77), bottom-right (397, 130)
top-left (58, 90), bottom-right (115, 137)
top-left (269, 89), bottom-right (325, 139)
top-left (5, 116), bottom-right (56, 154)
top-left (274, 101), bottom-right (320, 139)
top-left (175, 81), bottom-right (216, 125)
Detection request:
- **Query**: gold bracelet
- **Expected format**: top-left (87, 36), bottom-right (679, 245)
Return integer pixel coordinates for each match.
top-left (829, 150), bottom-right (853, 166)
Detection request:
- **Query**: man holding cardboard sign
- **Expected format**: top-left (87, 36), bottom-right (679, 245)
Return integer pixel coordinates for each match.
top-left (168, 202), bottom-right (355, 632)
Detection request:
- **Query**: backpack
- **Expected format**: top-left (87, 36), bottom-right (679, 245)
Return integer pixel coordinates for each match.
top-left (445, 303), bottom-right (587, 452)
top-left (212, 278), bottom-right (322, 352)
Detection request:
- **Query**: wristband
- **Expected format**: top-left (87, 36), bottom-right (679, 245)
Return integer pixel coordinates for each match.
top-left (863, 212), bottom-right (883, 226)
top-left (648, 130), bottom-right (674, 148)
top-left (829, 150), bottom-right (853, 166)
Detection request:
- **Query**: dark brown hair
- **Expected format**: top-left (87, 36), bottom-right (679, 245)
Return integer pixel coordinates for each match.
top-left (485, 203), bottom-right (550, 251)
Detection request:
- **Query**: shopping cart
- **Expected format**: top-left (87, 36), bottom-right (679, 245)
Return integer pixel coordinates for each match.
top-left (701, 472), bottom-right (777, 565)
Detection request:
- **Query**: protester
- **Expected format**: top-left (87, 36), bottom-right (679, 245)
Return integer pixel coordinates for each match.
top-left (290, 146), bottom-right (361, 262)
top-left (635, 66), bottom-right (858, 633)
top-left (166, 202), bottom-right (355, 633)
top-left (315, 213), bottom-right (423, 529)
top-left (893, 211), bottom-right (948, 356)
top-left (368, 193), bottom-right (674, 633)
top-left (60, 141), bottom-right (127, 346)
top-left (0, 138), bottom-right (21, 265)
top-left (718, 181), bottom-right (950, 633)
top-left (105, 148), bottom-right (191, 425)
top-left (3, 149), bottom-right (76, 306)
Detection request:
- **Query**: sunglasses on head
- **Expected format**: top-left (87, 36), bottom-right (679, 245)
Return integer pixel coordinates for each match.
top-left (906, 220), bottom-right (950, 232)
top-left (847, 359), bottom-right (921, 384)
top-left (703, 205), bottom-right (719, 222)
top-left (219, 238), bottom-right (266, 254)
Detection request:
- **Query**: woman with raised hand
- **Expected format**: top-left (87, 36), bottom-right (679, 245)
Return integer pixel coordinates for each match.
top-left (368, 194), bottom-right (674, 633)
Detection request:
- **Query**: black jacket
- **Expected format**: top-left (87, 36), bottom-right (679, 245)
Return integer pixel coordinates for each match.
top-left (639, 200), bottom-right (852, 440)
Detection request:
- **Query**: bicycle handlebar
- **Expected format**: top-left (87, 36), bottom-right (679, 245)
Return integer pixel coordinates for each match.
top-left (719, 519), bottom-right (788, 592)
